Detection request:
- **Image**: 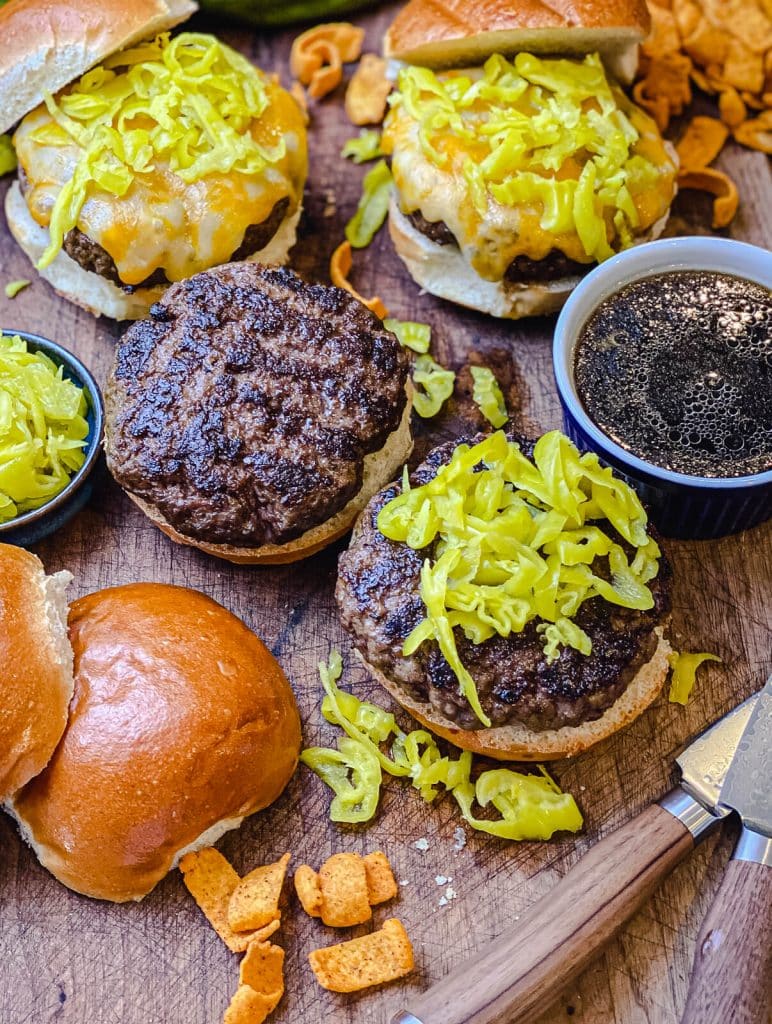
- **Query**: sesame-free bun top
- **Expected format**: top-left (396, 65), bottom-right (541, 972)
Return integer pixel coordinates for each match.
top-left (383, 0), bottom-right (651, 83)
top-left (0, 0), bottom-right (197, 135)
top-left (10, 583), bottom-right (301, 902)
top-left (0, 544), bottom-right (74, 802)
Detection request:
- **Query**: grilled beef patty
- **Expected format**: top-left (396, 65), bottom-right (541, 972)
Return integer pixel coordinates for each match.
top-left (336, 434), bottom-right (671, 732)
top-left (105, 263), bottom-right (409, 547)
top-left (406, 209), bottom-right (592, 284)
top-left (60, 198), bottom-right (290, 292)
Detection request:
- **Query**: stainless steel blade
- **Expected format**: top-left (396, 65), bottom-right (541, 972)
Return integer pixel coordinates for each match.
top-left (676, 694), bottom-right (758, 815)
top-left (718, 676), bottom-right (772, 836)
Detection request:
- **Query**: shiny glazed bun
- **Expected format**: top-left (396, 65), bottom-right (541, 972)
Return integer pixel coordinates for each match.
top-left (0, 544), bottom-right (74, 802)
top-left (10, 583), bottom-right (301, 902)
top-left (383, 0), bottom-right (650, 84)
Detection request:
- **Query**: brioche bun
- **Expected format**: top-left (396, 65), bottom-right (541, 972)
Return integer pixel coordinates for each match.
top-left (383, 0), bottom-right (650, 84)
top-left (388, 195), bottom-right (674, 320)
top-left (125, 388), bottom-right (414, 565)
top-left (5, 183), bottom-right (301, 321)
top-left (359, 629), bottom-right (672, 761)
top-left (0, 544), bottom-right (74, 802)
top-left (9, 583), bottom-right (301, 902)
top-left (0, 0), bottom-right (196, 135)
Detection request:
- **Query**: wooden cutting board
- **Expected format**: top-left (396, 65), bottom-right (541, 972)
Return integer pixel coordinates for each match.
top-left (1, 6), bottom-right (770, 1023)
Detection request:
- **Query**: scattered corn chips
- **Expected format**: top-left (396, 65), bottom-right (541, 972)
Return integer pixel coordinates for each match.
top-left (179, 849), bottom-right (256, 953)
top-left (363, 852), bottom-right (398, 905)
top-left (228, 854), bottom-right (290, 933)
top-left (330, 240), bottom-right (388, 319)
top-left (319, 852), bottom-right (372, 927)
top-left (309, 918), bottom-right (415, 993)
top-left (294, 864), bottom-right (323, 917)
top-left (638, 0), bottom-right (772, 155)
top-left (223, 985), bottom-right (281, 1024)
top-left (345, 54), bottom-right (392, 125)
top-left (290, 23), bottom-right (364, 100)
top-left (240, 941), bottom-right (285, 998)
top-left (676, 115), bottom-right (729, 166)
top-left (677, 167), bottom-right (740, 225)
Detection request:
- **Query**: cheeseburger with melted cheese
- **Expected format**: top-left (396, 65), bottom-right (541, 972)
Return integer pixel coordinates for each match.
top-left (381, 0), bottom-right (678, 319)
top-left (0, 0), bottom-right (307, 320)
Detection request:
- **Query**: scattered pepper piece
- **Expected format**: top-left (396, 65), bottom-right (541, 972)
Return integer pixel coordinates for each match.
top-left (668, 651), bottom-right (722, 704)
top-left (4, 279), bottom-right (30, 299)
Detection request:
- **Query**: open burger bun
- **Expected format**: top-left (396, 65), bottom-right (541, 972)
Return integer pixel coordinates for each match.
top-left (360, 629), bottom-right (672, 761)
top-left (0, 544), bottom-right (74, 802)
top-left (125, 395), bottom-right (413, 564)
top-left (0, 0), bottom-right (197, 134)
top-left (388, 194), bottom-right (674, 320)
top-left (5, 183), bottom-right (301, 321)
top-left (9, 583), bottom-right (301, 902)
top-left (383, 0), bottom-right (650, 84)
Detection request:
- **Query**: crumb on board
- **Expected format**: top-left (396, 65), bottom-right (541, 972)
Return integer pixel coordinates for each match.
top-left (413, 838), bottom-right (429, 852)
top-left (453, 827), bottom-right (467, 851)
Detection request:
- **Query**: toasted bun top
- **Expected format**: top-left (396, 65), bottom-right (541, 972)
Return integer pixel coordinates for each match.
top-left (0, 0), bottom-right (197, 134)
top-left (12, 583), bottom-right (301, 902)
top-left (0, 544), bottom-right (74, 801)
top-left (383, 0), bottom-right (650, 81)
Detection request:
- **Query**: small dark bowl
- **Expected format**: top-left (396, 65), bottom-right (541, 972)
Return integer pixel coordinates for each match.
top-left (0, 329), bottom-right (104, 547)
top-left (553, 238), bottom-right (772, 540)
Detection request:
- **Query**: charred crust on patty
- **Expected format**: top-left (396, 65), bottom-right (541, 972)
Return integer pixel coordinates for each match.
top-left (105, 263), bottom-right (409, 547)
top-left (336, 433), bottom-right (672, 732)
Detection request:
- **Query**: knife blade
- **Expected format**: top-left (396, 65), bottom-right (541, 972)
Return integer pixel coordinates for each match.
top-left (391, 690), bottom-right (764, 1024)
top-left (680, 677), bottom-right (772, 1024)
top-left (717, 676), bottom-right (772, 836)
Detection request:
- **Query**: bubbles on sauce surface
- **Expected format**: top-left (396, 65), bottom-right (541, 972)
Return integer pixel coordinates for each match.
top-left (574, 271), bottom-right (772, 478)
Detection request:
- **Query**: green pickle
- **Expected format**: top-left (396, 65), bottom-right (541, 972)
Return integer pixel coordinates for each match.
top-left (301, 652), bottom-right (583, 840)
top-left (0, 333), bottom-right (88, 523)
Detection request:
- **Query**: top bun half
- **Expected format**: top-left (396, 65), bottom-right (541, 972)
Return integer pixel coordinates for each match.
top-left (0, 0), bottom-right (197, 134)
top-left (383, 0), bottom-right (651, 83)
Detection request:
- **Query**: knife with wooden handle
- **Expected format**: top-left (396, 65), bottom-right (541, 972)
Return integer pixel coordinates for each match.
top-left (390, 684), bottom-right (771, 1024)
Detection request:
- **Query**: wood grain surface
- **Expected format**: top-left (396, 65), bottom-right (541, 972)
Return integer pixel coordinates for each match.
top-left (1, 6), bottom-right (770, 1024)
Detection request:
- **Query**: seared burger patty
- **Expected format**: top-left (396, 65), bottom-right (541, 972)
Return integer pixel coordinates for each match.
top-left (61, 198), bottom-right (290, 292)
top-left (406, 210), bottom-right (592, 284)
top-left (105, 263), bottom-right (409, 546)
top-left (336, 435), bottom-right (671, 732)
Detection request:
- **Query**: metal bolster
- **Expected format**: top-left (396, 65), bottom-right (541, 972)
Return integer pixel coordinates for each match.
top-left (734, 826), bottom-right (772, 866)
top-left (659, 788), bottom-right (722, 842)
top-left (390, 1014), bottom-right (425, 1024)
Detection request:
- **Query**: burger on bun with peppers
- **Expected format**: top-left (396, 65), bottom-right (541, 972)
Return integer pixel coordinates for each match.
top-left (381, 0), bottom-right (679, 318)
top-left (0, 0), bottom-right (308, 320)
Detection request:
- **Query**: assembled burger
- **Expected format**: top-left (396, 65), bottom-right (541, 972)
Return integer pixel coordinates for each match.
top-left (0, 0), bottom-right (308, 319)
top-left (381, 0), bottom-right (678, 318)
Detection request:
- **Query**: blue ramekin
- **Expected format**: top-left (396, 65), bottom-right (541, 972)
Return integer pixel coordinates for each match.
top-left (553, 237), bottom-right (772, 539)
top-left (0, 329), bottom-right (104, 547)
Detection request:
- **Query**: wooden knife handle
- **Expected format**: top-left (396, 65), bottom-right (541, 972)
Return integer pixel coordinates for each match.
top-left (681, 847), bottom-right (772, 1024)
top-left (393, 803), bottom-right (694, 1024)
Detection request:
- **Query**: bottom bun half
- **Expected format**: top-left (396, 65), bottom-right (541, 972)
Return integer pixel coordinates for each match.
top-left (128, 394), bottom-right (414, 564)
top-left (8, 583), bottom-right (302, 902)
top-left (5, 181), bottom-right (301, 321)
top-left (388, 195), bottom-right (673, 320)
top-left (358, 628), bottom-right (672, 761)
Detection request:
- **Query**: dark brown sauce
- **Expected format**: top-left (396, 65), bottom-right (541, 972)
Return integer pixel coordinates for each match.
top-left (574, 270), bottom-right (772, 478)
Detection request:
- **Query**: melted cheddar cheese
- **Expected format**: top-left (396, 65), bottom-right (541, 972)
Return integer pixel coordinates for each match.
top-left (14, 58), bottom-right (307, 286)
top-left (382, 56), bottom-right (677, 282)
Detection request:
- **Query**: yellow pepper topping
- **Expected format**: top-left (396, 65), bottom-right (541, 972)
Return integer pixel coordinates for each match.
top-left (4, 280), bottom-right (30, 299)
top-left (341, 129), bottom-right (384, 163)
top-left (668, 651), bottom-right (722, 705)
top-left (412, 354), bottom-right (455, 418)
top-left (383, 318), bottom-right (432, 354)
top-left (0, 133), bottom-right (16, 175)
top-left (0, 333), bottom-right (88, 522)
top-left (378, 431), bottom-right (660, 725)
top-left (345, 159), bottom-right (393, 248)
top-left (301, 652), bottom-right (583, 840)
top-left (34, 33), bottom-right (290, 270)
top-left (470, 366), bottom-right (507, 428)
top-left (388, 53), bottom-right (666, 262)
